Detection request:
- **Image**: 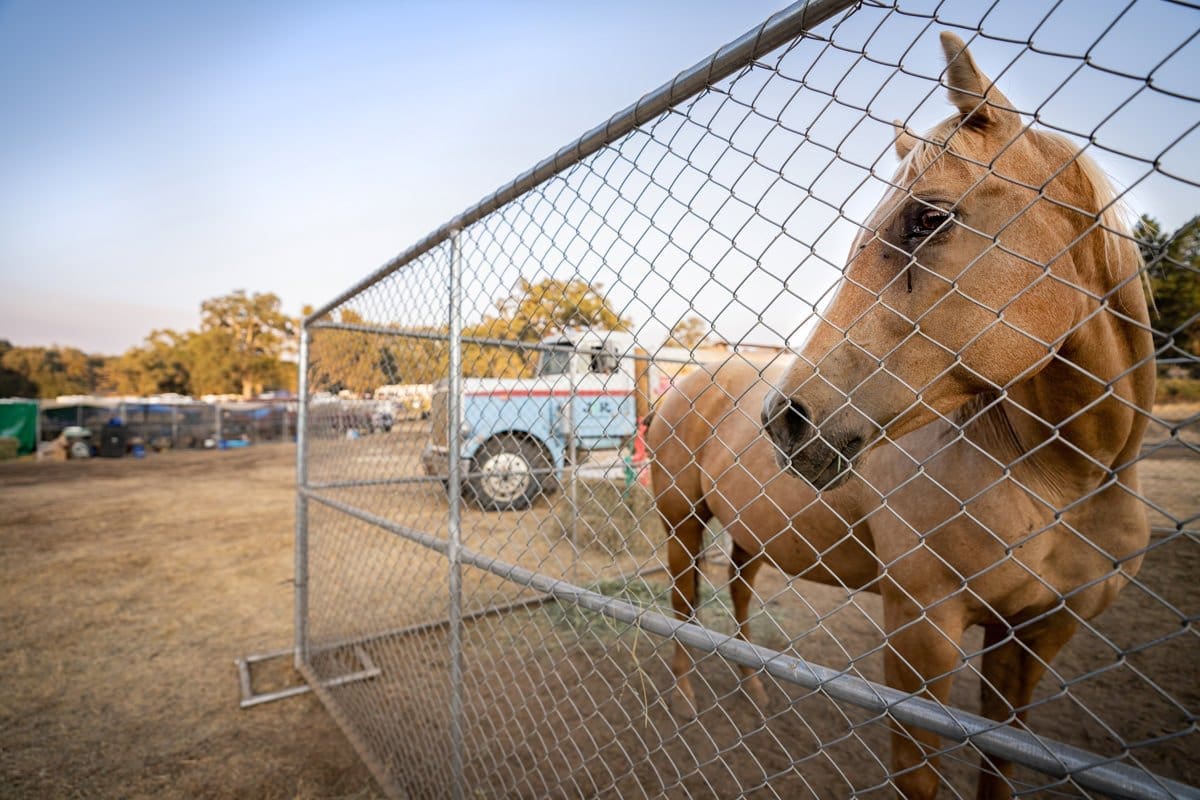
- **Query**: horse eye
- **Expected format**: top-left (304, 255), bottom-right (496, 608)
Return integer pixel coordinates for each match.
top-left (916, 208), bottom-right (950, 233)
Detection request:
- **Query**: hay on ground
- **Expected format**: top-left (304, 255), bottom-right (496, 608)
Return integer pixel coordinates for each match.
top-left (554, 474), bottom-right (664, 558)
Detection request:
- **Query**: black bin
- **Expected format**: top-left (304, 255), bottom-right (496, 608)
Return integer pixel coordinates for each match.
top-left (98, 424), bottom-right (126, 458)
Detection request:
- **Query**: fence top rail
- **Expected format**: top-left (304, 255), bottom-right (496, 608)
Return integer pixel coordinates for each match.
top-left (302, 486), bottom-right (1200, 800)
top-left (308, 319), bottom-right (785, 367)
top-left (303, 0), bottom-right (858, 326)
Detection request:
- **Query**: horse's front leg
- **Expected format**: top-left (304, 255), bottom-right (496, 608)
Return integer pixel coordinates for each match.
top-left (882, 586), bottom-right (968, 800)
top-left (975, 614), bottom-right (1077, 800)
top-left (728, 542), bottom-right (768, 709)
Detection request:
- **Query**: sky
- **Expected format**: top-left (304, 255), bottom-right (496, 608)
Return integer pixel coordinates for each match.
top-left (0, 0), bottom-right (788, 353)
top-left (1, 0), bottom-right (1197, 355)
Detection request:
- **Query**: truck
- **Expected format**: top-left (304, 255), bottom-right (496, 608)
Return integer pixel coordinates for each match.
top-left (421, 329), bottom-right (656, 511)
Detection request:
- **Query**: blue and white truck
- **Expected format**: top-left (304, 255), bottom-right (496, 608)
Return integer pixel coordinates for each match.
top-left (421, 329), bottom-right (653, 510)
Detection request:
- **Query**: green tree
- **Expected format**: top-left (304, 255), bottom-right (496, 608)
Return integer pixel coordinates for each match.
top-left (470, 278), bottom-right (631, 377)
top-left (0, 344), bottom-right (102, 398)
top-left (302, 278), bottom-right (629, 389)
top-left (0, 340), bottom-right (39, 397)
top-left (496, 278), bottom-right (630, 342)
top-left (1135, 214), bottom-right (1200, 364)
top-left (665, 316), bottom-right (710, 349)
top-left (305, 308), bottom-right (446, 395)
top-left (198, 290), bottom-right (296, 397)
top-left (105, 330), bottom-right (192, 396)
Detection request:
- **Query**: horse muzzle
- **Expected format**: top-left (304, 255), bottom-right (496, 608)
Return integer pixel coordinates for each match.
top-left (761, 389), bottom-right (865, 491)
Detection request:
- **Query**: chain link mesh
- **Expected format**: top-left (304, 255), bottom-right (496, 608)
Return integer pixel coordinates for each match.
top-left (297, 1), bottom-right (1198, 797)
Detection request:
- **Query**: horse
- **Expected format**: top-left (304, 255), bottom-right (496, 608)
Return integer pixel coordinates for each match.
top-left (646, 32), bottom-right (1155, 800)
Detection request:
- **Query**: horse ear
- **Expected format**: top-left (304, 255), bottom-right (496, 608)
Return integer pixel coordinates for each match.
top-left (939, 31), bottom-right (1017, 130)
top-left (893, 120), bottom-right (918, 159)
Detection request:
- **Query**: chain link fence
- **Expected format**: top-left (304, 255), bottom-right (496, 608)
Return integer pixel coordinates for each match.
top-left (295, 1), bottom-right (1198, 796)
top-left (39, 399), bottom-right (296, 451)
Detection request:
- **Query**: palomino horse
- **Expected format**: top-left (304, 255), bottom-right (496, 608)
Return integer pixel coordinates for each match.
top-left (647, 32), bottom-right (1154, 799)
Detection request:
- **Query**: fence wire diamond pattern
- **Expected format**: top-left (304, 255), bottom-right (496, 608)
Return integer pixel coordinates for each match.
top-left (296, 1), bottom-right (1199, 798)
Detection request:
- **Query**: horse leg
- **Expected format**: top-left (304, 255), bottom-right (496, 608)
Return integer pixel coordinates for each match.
top-left (883, 591), bottom-right (968, 800)
top-left (975, 614), bottom-right (1078, 800)
top-left (667, 513), bottom-right (709, 719)
top-left (728, 542), bottom-right (768, 709)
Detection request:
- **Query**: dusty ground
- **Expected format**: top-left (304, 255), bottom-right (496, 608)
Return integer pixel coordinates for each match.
top-left (0, 406), bottom-right (1196, 799)
top-left (0, 446), bottom-right (383, 800)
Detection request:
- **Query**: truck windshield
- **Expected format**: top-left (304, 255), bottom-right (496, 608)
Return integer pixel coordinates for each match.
top-left (537, 347), bottom-right (574, 376)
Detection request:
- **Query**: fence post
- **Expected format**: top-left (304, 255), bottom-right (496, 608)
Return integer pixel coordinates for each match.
top-left (283, 4), bottom-right (1200, 798)
top-left (566, 350), bottom-right (578, 546)
top-left (294, 328), bottom-right (311, 670)
top-left (446, 228), bottom-right (465, 800)
top-left (171, 405), bottom-right (179, 448)
top-left (215, 402), bottom-right (223, 444)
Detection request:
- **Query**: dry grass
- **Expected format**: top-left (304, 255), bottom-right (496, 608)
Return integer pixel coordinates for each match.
top-left (0, 446), bottom-right (382, 800)
top-left (1, 408), bottom-right (1196, 798)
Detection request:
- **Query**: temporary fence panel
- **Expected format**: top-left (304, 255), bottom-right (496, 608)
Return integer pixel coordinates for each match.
top-left (297, 1), bottom-right (1199, 798)
top-left (38, 401), bottom-right (297, 451)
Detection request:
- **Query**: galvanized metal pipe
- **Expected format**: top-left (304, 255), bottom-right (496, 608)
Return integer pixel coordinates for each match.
top-left (566, 350), bottom-right (578, 547)
top-left (306, 475), bottom-right (446, 491)
top-left (303, 0), bottom-right (859, 326)
top-left (294, 327), bottom-right (311, 671)
top-left (445, 230), bottom-right (466, 800)
top-left (301, 488), bottom-right (1199, 800)
top-left (307, 319), bottom-right (733, 366)
top-left (300, 560), bottom-right (674, 656)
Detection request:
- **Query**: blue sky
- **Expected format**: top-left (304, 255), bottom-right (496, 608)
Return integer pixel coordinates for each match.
top-left (1, 0), bottom-right (1197, 354)
top-left (0, 0), bottom-right (786, 352)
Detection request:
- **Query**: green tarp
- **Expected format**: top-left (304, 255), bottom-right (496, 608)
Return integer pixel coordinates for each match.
top-left (0, 399), bottom-right (38, 455)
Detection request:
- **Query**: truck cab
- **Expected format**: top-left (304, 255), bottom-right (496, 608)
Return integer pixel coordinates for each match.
top-left (421, 329), bottom-right (642, 510)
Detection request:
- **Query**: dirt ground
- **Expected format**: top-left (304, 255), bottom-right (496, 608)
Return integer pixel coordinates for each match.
top-left (0, 446), bottom-right (383, 800)
top-left (1, 407), bottom-right (1196, 799)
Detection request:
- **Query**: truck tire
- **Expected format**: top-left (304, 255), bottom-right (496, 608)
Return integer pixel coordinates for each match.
top-left (467, 435), bottom-right (550, 511)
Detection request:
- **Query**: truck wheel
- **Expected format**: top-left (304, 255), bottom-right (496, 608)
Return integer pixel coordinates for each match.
top-left (468, 435), bottom-right (549, 511)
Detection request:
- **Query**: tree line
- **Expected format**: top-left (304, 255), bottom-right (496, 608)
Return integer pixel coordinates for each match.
top-left (307, 277), bottom-right (633, 394)
top-left (1, 291), bottom-right (295, 399)
top-left (1136, 214), bottom-right (1200, 367)
top-left (2, 215), bottom-right (1196, 400)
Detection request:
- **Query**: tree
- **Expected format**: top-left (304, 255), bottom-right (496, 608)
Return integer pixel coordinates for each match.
top-left (104, 330), bottom-right (192, 396)
top-left (198, 291), bottom-right (296, 397)
top-left (1135, 214), bottom-right (1200, 364)
top-left (465, 278), bottom-right (632, 377)
top-left (0, 340), bottom-right (39, 397)
top-left (665, 316), bottom-right (710, 349)
top-left (496, 278), bottom-right (630, 342)
top-left (304, 307), bottom-right (448, 395)
top-left (0, 344), bottom-right (103, 398)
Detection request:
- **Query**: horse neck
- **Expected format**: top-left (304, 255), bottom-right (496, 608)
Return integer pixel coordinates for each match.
top-left (970, 267), bottom-right (1154, 503)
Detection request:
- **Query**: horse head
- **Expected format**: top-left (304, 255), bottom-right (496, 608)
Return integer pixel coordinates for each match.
top-left (764, 31), bottom-right (1145, 490)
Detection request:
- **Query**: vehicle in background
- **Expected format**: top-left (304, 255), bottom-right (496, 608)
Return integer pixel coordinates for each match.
top-left (421, 329), bottom-right (654, 511)
top-left (375, 384), bottom-right (433, 421)
top-left (369, 402), bottom-right (396, 433)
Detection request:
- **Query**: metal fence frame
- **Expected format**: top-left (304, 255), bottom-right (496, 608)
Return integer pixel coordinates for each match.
top-left (39, 399), bottom-right (296, 451)
top-left (295, 2), bottom-right (1199, 797)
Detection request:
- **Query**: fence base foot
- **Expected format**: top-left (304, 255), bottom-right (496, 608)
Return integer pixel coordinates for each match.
top-left (235, 645), bottom-right (379, 709)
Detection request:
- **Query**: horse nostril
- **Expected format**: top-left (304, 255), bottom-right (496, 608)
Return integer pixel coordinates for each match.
top-left (763, 391), bottom-right (812, 450)
top-left (782, 399), bottom-right (811, 442)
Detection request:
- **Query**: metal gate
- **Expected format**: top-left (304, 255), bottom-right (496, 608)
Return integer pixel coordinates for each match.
top-left (295, 1), bottom-right (1199, 797)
